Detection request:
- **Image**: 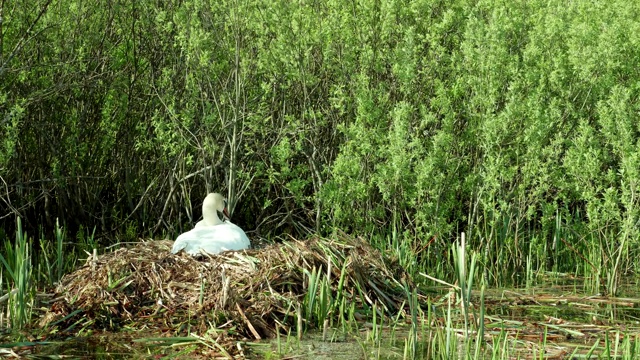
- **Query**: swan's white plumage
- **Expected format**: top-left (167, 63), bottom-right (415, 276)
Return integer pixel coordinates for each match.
top-left (171, 222), bottom-right (250, 255)
top-left (171, 193), bottom-right (250, 255)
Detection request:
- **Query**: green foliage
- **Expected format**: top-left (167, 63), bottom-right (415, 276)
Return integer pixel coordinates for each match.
top-left (2, 0), bottom-right (640, 292)
top-left (0, 99), bottom-right (25, 170)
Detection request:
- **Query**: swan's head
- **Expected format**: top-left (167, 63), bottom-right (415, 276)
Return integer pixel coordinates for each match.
top-left (202, 192), bottom-right (230, 225)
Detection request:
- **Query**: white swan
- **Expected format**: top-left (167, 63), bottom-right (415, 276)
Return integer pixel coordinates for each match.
top-left (171, 193), bottom-right (251, 256)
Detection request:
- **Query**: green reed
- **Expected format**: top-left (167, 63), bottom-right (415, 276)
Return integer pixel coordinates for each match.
top-left (0, 218), bottom-right (33, 330)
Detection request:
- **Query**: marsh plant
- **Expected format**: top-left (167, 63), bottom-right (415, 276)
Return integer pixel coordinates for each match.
top-left (2, 1), bottom-right (640, 358)
top-left (0, 218), bottom-right (33, 330)
top-left (1, 0), bottom-right (640, 295)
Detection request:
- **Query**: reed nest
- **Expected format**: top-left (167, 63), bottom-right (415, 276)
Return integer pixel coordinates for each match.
top-left (41, 233), bottom-right (411, 343)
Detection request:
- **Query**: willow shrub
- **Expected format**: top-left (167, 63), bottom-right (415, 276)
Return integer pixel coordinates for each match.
top-left (1, 0), bottom-right (639, 289)
top-left (324, 0), bottom-right (640, 285)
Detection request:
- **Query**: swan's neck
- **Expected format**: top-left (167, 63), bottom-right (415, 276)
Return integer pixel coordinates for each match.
top-left (202, 208), bottom-right (224, 225)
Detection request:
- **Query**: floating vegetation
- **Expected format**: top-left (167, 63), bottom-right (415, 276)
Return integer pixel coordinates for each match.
top-left (39, 233), bottom-right (410, 355)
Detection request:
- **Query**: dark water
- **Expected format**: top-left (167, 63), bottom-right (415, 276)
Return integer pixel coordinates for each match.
top-left (4, 278), bottom-right (640, 359)
top-left (0, 333), bottom-right (176, 359)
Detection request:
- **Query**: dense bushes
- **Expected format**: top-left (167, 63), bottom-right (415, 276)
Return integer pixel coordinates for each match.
top-left (1, 0), bottom-right (639, 283)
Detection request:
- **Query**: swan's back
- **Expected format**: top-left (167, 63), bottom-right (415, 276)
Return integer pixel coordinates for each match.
top-left (171, 223), bottom-right (250, 256)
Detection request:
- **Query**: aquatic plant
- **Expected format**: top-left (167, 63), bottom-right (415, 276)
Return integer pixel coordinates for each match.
top-left (0, 218), bottom-right (33, 330)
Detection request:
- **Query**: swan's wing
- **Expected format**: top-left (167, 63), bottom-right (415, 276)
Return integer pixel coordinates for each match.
top-left (173, 225), bottom-right (251, 255)
top-left (199, 242), bottom-right (228, 254)
top-left (216, 223), bottom-right (251, 250)
top-left (229, 222), bottom-right (251, 248)
top-left (175, 227), bottom-right (230, 255)
top-left (172, 229), bottom-right (198, 254)
top-left (171, 236), bottom-right (187, 254)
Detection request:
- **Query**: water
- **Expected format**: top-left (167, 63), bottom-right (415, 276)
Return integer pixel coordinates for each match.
top-left (4, 278), bottom-right (640, 359)
top-left (0, 332), bottom-right (176, 359)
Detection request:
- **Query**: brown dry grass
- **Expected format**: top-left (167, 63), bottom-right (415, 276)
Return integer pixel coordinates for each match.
top-left (40, 233), bottom-right (410, 346)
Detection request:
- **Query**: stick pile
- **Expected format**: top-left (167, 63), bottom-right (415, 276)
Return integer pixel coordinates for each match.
top-left (41, 233), bottom-right (411, 342)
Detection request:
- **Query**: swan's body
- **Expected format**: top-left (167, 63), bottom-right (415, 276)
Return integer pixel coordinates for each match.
top-left (172, 193), bottom-right (250, 255)
top-left (171, 221), bottom-right (250, 255)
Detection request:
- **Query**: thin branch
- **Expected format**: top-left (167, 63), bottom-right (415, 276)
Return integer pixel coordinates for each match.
top-left (0, 0), bottom-right (52, 76)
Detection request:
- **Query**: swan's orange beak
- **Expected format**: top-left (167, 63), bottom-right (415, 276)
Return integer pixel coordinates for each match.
top-left (223, 208), bottom-right (230, 220)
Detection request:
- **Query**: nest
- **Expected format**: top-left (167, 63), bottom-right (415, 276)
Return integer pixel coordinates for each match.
top-left (41, 233), bottom-right (411, 343)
